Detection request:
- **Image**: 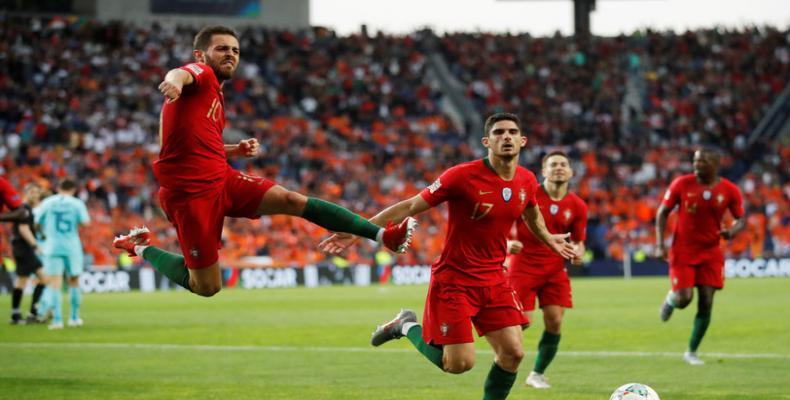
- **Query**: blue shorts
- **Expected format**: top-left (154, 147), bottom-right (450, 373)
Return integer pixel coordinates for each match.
top-left (42, 253), bottom-right (84, 277)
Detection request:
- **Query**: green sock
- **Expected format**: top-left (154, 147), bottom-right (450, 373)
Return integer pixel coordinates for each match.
top-left (302, 198), bottom-right (380, 241)
top-left (689, 312), bottom-right (711, 352)
top-left (483, 362), bottom-right (517, 400)
top-left (405, 324), bottom-right (444, 370)
top-left (534, 331), bottom-right (561, 374)
top-left (142, 247), bottom-right (192, 292)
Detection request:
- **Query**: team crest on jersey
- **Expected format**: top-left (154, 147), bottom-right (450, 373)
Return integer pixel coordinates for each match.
top-left (519, 188), bottom-right (526, 204)
top-left (440, 323), bottom-right (449, 336)
top-left (549, 204), bottom-right (559, 215)
top-left (564, 209), bottom-right (572, 221)
top-left (717, 194), bottom-right (725, 204)
top-left (502, 187), bottom-right (512, 202)
top-left (703, 190), bottom-right (711, 200)
top-left (427, 178), bottom-right (442, 194)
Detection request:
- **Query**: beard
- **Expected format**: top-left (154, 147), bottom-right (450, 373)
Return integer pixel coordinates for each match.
top-left (207, 58), bottom-right (236, 81)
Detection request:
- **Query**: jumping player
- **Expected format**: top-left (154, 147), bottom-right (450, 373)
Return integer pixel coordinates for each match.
top-left (112, 26), bottom-right (415, 297)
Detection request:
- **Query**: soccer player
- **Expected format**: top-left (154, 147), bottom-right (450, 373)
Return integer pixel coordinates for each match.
top-left (320, 113), bottom-right (576, 400)
top-left (9, 183), bottom-right (46, 325)
top-left (655, 148), bottom-right (745, 365)
top-left (505, 150), bottom-right (587, 389)
top-left (35, 179), bottom-right (91, 330)
top-left (0, 176), bottom-right (28, 222)
top-left (112, 26), bottom-right (414, 297)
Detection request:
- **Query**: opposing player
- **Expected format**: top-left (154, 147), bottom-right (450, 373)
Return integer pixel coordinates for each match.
top-left (320, 113), bottom-right (576, 400)
top-left (655, 148), bottom-right (745, 365)
top-left (505, 150), bottom-right (587, 389)
top-left (112, 26), bottom-right (414, 297)
top-left (9, 183), bottom-right (46, 325)
top-left (35, 179), bottom-right (91, 329)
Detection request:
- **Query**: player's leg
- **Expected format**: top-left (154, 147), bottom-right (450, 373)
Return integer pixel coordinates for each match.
top-left (528, 305), bottom-right (564, 388)
top-left (43, 256), bottom-right (65, 330)
top-left (65, 253), bottom-right (84, 326)
top-left (66, 275), bottom-right (82, 326)
top-left (683, 252), bottom-right (723, 365)
top-left (10, 275), bottom-right (28, 325)
top-left (529, 270), bottom-right (573, 387)
top-left (660, 260), bottom-right (696, 321)
top-left (687, 285), bottom-right (715, 358)
top-left (115, 189), bottom-right (223, 297)
top-left (371, 281), bottom-right (479, 371)
top-left (254, 183), bottom-right (415, 253)
top-left (483, 326), bottom-right (525, 400)
top-left (28, 267), bottom-right (46, 321)
top-left (477, 283), bottom-right (529, 399)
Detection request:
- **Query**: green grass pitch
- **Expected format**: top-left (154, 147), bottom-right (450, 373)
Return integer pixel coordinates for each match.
top-left (1, 276), bottom-right (788, 399)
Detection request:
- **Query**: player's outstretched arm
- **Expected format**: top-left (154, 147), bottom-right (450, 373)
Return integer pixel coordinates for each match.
top-left (522, 205), bottom-right (576, 259)
top-left (654, 203), bottom-right (671, 259)
top-left (158, 68), bottom-right (194, 101)
top-left (225, 138), bottom-right (260, 158)
top-left (318, 194), bottom-right (431, 255)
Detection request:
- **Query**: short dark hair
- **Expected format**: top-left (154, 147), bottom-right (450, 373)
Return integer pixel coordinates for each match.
top-left (541, 150), bottom-right (570, 167)
top-left (483, 112), bottom-right (521, 136)
top-left (695, 146), bottom-right (721, 162)
top-left (59, 178), bottom-right (77, 192)
top-left (193, 25), bottom-right (239, 51)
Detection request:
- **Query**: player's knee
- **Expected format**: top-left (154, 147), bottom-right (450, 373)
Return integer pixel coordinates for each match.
top-left (284, 190), bottom-right (306, 209)
top-left (545, 318), bottom-right (562, 332)
top-left (443, 359), bottom-right (474, 374)
top-left (500, 348), bottom-right (525, 370)
top-left (675, 296), bottom-right (692, 308)
top-left (193, 283), bottom-right (221, 297)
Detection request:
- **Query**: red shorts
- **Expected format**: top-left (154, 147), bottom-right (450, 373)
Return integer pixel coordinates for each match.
top-left (509, 263), bottom-right (572, 311)
top-left (159, 168), bottom-right (276, 269)
top-left (669, 248), bottom-right (725, 290)
top-left (422, 280), bottom-right (528, 346)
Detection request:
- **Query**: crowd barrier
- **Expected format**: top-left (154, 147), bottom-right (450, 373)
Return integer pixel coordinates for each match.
top-left (0, 258), bottom-right (787, 294)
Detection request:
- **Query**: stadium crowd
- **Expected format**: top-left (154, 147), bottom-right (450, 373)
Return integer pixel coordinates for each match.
top-left (0, 17), bottom-right (787, 270)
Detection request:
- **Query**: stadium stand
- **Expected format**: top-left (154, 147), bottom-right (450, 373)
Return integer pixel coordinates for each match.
top-left (0, 17), bottom-right (787, 269)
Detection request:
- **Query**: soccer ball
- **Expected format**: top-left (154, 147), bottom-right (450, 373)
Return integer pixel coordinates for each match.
top-left (609, 383), bottom-right (660, 400)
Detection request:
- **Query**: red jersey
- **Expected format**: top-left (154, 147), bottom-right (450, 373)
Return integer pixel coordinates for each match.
top-left (510, 185), bottom-right (587, 274)
top-left (662, 174), bottom-right (744, 252)
top-left (420, 158), bottom-right (538, 287)
top-left (0, 177), bottom-right (22, 211)
top-left (154, 63), bottom-right (228, 193)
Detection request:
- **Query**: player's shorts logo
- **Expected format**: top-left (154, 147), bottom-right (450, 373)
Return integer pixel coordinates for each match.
top-left (549, 204), bottom-right (559, 215)
top-left (502, 187), bottom-right (512, 202)
top-left (440, 322), bottom-right (449, 336)
top-left (189, 248), bottom-right (200, 258)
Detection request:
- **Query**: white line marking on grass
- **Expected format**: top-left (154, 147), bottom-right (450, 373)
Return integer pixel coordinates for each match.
top-left (1, 342), bottom-right (788, 360)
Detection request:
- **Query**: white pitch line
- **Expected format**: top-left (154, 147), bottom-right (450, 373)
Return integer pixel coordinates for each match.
top-left (0, 342), bottom-right (788, 360)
